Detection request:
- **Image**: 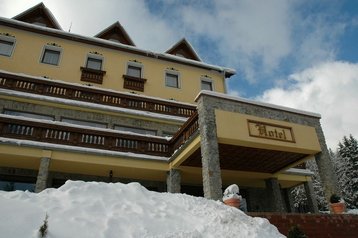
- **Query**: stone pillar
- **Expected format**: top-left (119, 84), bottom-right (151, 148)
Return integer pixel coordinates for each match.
top-left (314, 124), bottom-right (340, 203)
top-left (35, 157), bottom-right (51, 193)
top-left (265, 178), bottom-right (286, 212)
top-left (197, 96), bottom-right (223, 201)
top-left (284, 187), bottom-right (295, 213)
top-left (166, 169), bottom-right (181, 193)
top-left (304, 180), bottom-right (319, 213)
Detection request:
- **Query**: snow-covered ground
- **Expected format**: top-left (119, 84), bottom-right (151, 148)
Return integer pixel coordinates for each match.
top-left (0, 181), bottom-right (284, 238)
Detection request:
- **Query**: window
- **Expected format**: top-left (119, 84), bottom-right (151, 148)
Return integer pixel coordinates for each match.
top-left (165, 73), bottom-right (179, 88)
top-left (3, 109), bottom-right (54, 121)
top-left (114, 125), bottom-right (157, 136)
top-left (127, 65), bottom-right (142, 78)
top-left (201, 80), bottom-right (213, 91)
top-left (41, 48), bottom-right (61, 65)
top-left (61, 118), bottom-right (107, 128)
top-left (86, 57), bottom-right (103, 70)
top-left (0, 36), bottom-right (15, 57)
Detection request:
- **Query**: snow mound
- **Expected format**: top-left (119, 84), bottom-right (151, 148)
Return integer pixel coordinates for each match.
top-left (0, 181), bottom-right (284, 238)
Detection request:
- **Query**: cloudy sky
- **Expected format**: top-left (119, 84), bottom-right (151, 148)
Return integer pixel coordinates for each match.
top-left (1, 0), bottom-right (357, 149)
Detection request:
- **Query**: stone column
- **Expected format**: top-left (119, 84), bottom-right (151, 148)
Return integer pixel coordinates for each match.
top-left (35, 157), bottom-right (51, 193)
top-left (166, 169), bottom-right (181, 193)
top-left (304, 180), bottom-right (319, 213)
top-left (314, 124), bottom-right (340, 203)
top-left (284, 187), bottom-right (295, 213)
top-left (197, 96), bottom-right (223, 201)
top-left (265, 178), bottom-right (286, 212)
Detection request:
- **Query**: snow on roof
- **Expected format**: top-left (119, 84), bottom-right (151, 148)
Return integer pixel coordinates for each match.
top-left (0, 17), bottom-right (236, 76)
top-left (283, 168), bottom-right (314, 176)
top-left (95, 21), bottom-right (136, 46)
top-left (195, 90), bottom-right (321, 118)
top-left (0, 180), bottom-right (284, 237)
top-left (12, 2), bottom-right (63, 30)
top-left (0, 88), bottom-right (187, 124)
top-left (165, 37), bottom-right (203, 62)
top-left (0, 137), bottom-right (170, 162)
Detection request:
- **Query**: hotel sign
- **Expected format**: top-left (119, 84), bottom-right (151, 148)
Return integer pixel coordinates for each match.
top-left (248, 120), bottom-right (295, 143)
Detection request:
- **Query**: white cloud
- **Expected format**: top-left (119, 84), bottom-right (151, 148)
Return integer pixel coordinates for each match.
top-left (258, 61), bottom-right (358, 149)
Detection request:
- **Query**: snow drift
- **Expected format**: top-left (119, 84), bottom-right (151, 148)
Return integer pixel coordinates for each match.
top-left (0, 181), bottom-right (284, 238)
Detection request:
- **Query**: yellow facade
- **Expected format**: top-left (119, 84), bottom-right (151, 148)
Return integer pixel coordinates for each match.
top-left (0, 25), bottom-right (226, 104)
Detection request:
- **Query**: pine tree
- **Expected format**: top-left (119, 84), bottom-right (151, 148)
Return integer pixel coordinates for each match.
top-left (335, 135), bottom-right (358, 209)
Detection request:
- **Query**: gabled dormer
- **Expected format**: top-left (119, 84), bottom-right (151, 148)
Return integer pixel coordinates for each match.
top-left (165, 38), bottom-right (202, 62)
top-left (95, 22), bottom-right (135, 46)
top-left (12, 2), bottom-right (62, 30)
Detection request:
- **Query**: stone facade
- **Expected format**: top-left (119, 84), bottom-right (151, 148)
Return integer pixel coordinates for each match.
top-left (195, 92), bottom-right (338, 208)
top-left (166, 169), bottom-right (181, 193)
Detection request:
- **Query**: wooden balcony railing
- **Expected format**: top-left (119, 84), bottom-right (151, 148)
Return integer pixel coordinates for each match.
top-left (0, 115), bottom-right (171, 157)
top-left (0, 112), bottom-right (199, 157)
top-left (170, 111), bottom-right (199, 153)
top-left (0, 71), bottom-right (196, 117)
top-left (80, 67), bottom-right (106, 84)
top-left (123, 75), bottom-right (147, 92)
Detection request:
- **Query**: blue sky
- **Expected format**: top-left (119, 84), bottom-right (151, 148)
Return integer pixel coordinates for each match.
top-left (1, 0), bottom-right (357, 149)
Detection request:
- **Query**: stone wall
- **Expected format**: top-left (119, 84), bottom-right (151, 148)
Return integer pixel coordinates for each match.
top-left (249, 213), bottom-right (358, 238)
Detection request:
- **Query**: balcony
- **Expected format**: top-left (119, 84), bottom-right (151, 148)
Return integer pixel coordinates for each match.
top-left (0, 71), bottom-right (196, 117)
top-left (0, 112), bottom-right (199, 157)
top-left (123, 75), bottom-right (147, 92)
top-left (80, 67), bottom-right (106, 84)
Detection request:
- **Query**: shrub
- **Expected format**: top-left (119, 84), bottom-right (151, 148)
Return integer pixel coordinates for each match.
top-left (329, 194), bottom-right (341, 203)
top-left (288, 225), bottom-right (307, 238)
top-left (38, 214), bottom-right (49, 238)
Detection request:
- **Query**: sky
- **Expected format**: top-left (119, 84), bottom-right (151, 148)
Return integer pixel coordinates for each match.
top-left (1, 0), bottom-right (357, 149)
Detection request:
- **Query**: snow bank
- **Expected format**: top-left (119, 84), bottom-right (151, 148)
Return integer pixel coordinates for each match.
top-left (0, 181), bottom-right (284, 238)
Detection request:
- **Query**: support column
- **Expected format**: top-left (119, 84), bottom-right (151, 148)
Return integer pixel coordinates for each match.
top-left (197, 96), bottom-right (223, 201)
top-left (265, 178), bottom-right (286, 212)
top-left (166, 169), bottom-right (181, 193)
top-left (313, 121), bottom-right (340, 206)
top-left (35, 157), bottom-right (51, 193)
top-left (304, 180), bottom-right (319, 213)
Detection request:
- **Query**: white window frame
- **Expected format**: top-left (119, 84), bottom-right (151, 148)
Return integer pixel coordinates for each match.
top-left (85, 53), bottom-right (104, 71)
top-left (0, 35), bottom-right (16, 57)
top-left (165, 70), bottom-right (180, 89)
top-left (40, 45), bottom-right (62, 66)
top-left (126, 62), bottom-right (143, 78)
top-left (200, 78), bottom-right (214, 91)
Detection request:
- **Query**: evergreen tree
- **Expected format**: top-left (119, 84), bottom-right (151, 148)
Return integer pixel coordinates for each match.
top-left (335, 135), bottom-right (358, 209)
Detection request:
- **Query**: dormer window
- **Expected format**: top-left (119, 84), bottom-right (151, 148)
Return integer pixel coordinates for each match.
top-left (0, 35), bottom-right (16, 57)
top-left (40, 45), bottom-right (62, 65)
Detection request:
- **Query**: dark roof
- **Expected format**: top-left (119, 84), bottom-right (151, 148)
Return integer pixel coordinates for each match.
top-left (165, 38), bottom-right (202, 62)
top-left (12, 2), bottom-right (62, 30)
top-left (95, 22), bottom-right (135, 46)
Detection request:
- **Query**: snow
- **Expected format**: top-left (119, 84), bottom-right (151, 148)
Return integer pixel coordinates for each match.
top-left (0, 181), bottom-right (284, 238)
top-left (195, 90), bottom-right (321, 118)
top-left (0, 88), bottom-right (187, 123)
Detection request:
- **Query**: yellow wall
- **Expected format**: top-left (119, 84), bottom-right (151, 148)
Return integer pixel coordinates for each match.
top-left (0, 26), bottom-right (226, 103)
top-left (215, 110), bottom-right (321, 154)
